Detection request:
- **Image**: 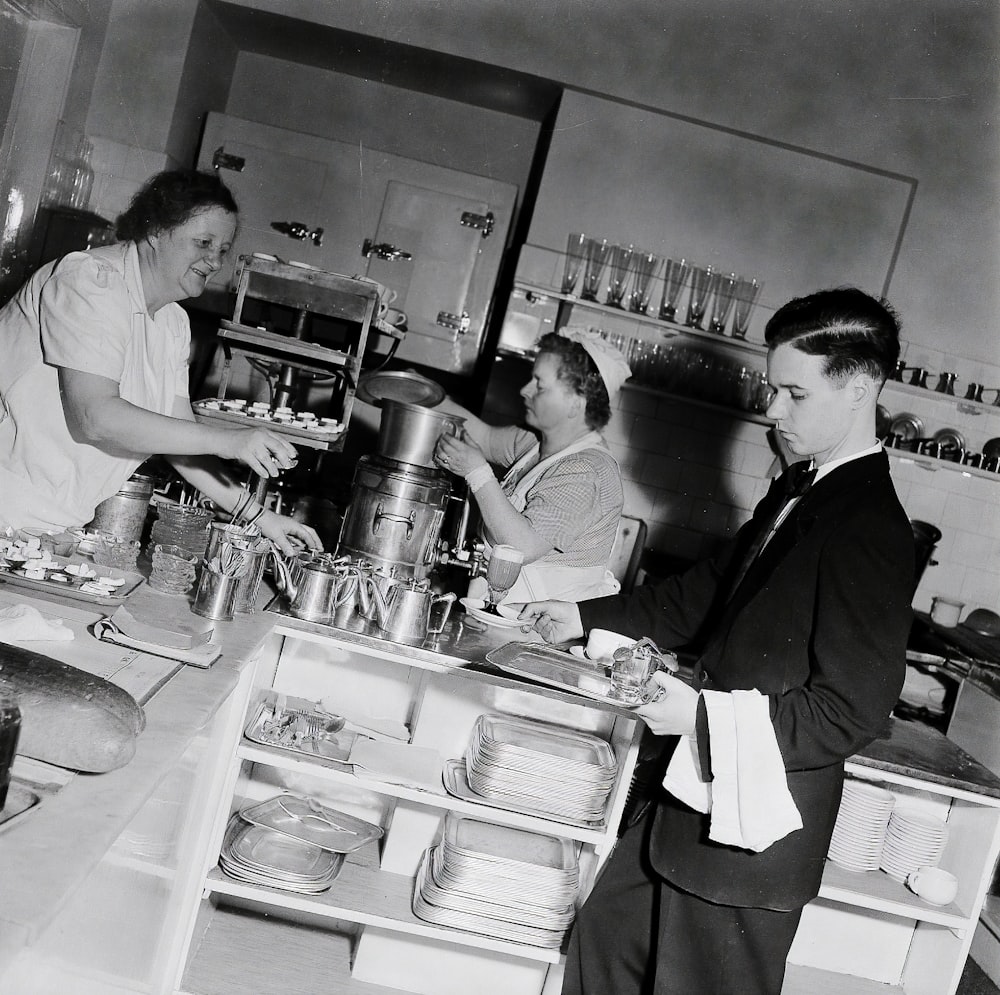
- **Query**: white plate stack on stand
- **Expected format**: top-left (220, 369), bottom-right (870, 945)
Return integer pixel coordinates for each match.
top-left (879, 806), bottom-right (949, 883)
top-left (412, 813), bottom-right (579, 948)
top-left (827, 778), bottom-right (896, 872)
top-left (463, 714), bottom-right (617, 824)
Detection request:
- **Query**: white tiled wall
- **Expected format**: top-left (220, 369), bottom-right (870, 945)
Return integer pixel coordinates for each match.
top-left (596, 346), bottom-right (1000, 622)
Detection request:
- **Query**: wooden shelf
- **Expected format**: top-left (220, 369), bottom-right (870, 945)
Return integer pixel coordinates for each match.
top-left (517, 281), bottom-right (768, 355)
top-left (819, 861), bottom-right (969, 930)
top-left (203, 847), bottom-right (564, 965)
top-left (236, 739), bottom-right (612, 846)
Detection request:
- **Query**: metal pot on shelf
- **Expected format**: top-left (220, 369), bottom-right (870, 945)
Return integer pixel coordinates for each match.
top-left (910, 520), bottom-right (942, 595)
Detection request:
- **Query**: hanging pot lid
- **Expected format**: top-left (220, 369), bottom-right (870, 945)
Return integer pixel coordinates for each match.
top-left (357, 370), bottom-right (445, 408)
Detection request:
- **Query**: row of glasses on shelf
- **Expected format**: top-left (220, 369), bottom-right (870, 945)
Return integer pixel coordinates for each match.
top-left (562, 233), bottom-right (763, 339)
top-left (598, 330), bottom-right (772, 414)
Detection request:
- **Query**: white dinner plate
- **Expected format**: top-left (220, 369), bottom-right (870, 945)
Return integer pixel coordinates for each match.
top-left (460, 598), bottom-right (525, 628)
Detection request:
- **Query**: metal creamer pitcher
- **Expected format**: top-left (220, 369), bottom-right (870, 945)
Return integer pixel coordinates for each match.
top-left (378, 579), bottom-right (456, 643)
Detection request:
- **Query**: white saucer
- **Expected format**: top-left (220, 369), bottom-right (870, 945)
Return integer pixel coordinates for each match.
top-left (460, 598), bottom-right (525, 629)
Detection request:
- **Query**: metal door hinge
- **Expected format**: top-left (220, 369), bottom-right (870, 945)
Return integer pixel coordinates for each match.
top-left (212, 147), bottom-right (245, 172)
top-left (437, 310), bottom-right (471, 334)
top-left (460, 210), bottom-right (494, 238)
top-left (362, 239), bottom-right (412, 261)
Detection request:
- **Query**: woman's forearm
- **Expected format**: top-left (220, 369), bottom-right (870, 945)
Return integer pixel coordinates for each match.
top-left (473, 479), bottom-right (552, 562)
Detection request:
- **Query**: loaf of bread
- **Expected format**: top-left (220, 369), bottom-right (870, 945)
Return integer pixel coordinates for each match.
top-left (0, 643), bottom-right (145, 772)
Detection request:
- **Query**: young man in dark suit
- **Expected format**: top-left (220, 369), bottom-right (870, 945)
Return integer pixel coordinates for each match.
top-left (522, 287), bottom-right (915, 995)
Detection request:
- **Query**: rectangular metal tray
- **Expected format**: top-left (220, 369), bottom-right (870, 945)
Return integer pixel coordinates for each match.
top-left (485, 642), bottom-right (634, 709)
top-left (0, 555), bottom-right (144, 607)
top-left (240, 793), bottom-right (383, 854)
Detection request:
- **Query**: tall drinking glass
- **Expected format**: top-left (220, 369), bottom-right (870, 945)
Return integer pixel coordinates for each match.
top-left (483, 544), bottom-right (524, 615)
top-left (658, 258), bottom-right (690, 322)
top-left (562, 232), bottom-right (588, 295)
top-left (732, 277), bottom-right (762, 339)
top-left (628, 251), bottom-right (661, 314)
top-left (581, 238), bottom-right (612, 302)
top-left (686, 265), bottom-right (716, 329)
top-left (605, 244), bottom-right (634, 307)
top-left (709, 272), bottom-right (738, 334)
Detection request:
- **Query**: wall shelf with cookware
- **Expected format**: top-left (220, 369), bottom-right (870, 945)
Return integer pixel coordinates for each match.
top-left (191, 257), bottom-right (380, 454)
top-left (177, 620), bottom-right (644, 995)
top-left (505, 282), bottom-right (1000, 483)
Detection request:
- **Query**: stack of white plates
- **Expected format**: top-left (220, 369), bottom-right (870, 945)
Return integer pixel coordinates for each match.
top-left (412, 814), bottom-right (578, 948)
top-left (219, 813), bottom-right (344, 893)
top-left (464, 714), bottom-right (617, 823)
top-left (879, 807), bottom-right (949, 883)
top-left (827, 779), bottom-right (896, 871)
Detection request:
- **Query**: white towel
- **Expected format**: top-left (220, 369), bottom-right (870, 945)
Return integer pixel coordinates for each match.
top-left (0, 604), bottom-right (74, 642)
top-left (662, 689), bottom-right (802, 852)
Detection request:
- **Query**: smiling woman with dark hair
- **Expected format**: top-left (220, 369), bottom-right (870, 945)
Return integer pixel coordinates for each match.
top-left (0, 169), bottom-right (320, 555)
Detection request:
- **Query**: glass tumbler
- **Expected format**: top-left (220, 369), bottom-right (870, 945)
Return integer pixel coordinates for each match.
top-left (92, 532), bottom-right (141, 571)
top-left (581, 238), bottom-right (612, 301)
top-left (605, 244), bottom-right (634, 307)
top-left (628, 251), bottom-right (661, 314)
top-left (561, 232), bottom-right (588, 294)
top-left (658, 258), bottom-right (690, 322)
top-left (709, 272), bottom-right (738, 334)
top-left (149, 543), bottom-right (199, 595)
top-left (686, 265), bottom-right (716, 329)
top-left (732, 277), bottom-right (763, 339)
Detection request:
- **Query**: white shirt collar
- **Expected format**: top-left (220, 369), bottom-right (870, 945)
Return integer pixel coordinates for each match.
top-left (814, 442), bottom-right (883, 484)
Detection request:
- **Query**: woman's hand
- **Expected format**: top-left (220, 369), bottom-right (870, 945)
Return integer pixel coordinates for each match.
top-left (256, 510), bottom-right (323, 557)
top-left (634, 672), bottom-right (699, 736)
top-left (434, 429), bottom-right (488, 477)
top-left (223, 427), bottom-right (300, 479)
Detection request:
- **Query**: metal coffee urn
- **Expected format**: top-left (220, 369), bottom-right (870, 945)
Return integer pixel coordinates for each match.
top-left (336, 400), bottom-right (465, 579)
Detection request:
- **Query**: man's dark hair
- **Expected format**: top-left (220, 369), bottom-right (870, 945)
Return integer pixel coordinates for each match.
top-left (116, 170), bottom-right (238, 242)
top-left (536, 331), bottom-right (611, 430)
top-left (764, 287), bottom-right (901, 385)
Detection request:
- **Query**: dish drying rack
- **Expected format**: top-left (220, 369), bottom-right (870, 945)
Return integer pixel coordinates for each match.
top-left (193, 255), bottom-right (380, 455)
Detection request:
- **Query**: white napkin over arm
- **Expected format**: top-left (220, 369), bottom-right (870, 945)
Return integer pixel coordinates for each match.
top-left (662, 688), bottom-right (802, 852)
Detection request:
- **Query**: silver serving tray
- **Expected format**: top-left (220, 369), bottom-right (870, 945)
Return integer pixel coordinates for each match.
top-left (240, 793), bottom-right (382, 854)
top-left (485, 643), bottom-right (637, 710)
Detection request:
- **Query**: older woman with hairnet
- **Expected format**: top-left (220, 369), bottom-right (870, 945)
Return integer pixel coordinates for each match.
top-left (0, 169), bottom-right (321, 555)
top-left (433, 328), bottom-right (631, 603)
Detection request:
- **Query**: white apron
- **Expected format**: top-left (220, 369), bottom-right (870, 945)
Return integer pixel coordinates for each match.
top-left (469, 432), bottom-right (622, 604)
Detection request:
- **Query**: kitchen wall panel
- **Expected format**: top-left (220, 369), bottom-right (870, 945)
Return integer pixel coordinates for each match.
top-left (519, 89), bottom-right (914, 337)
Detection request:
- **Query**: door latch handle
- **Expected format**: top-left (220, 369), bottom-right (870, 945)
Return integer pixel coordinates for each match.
top-left (362, 239), bottom-right (412, 262)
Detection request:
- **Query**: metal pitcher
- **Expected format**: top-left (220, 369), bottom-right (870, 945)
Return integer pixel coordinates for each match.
top-left (270, 548), bottom-right (355, 622)
top-left (378, 579), bottom-right (456, 643)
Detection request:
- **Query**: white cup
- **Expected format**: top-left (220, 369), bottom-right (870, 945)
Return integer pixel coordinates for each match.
top-left (930, 596), bottom-right (964, 628)
top-left (907, 866), bottom-right (958, 906)
top-left (586, 628), bottom-right (635, 661)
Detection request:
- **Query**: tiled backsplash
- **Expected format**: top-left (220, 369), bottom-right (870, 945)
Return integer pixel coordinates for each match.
top-left (606, 382), bottom-right (1000, 617)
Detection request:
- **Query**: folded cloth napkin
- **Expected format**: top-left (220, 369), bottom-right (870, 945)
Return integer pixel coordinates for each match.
top-left (0, 603), bottom-right (74, 642)
top-left (662, 688), bottom-right (802, 853)
top-left (93, 606), bottom-right (221, 668)
top-left (348, 738), bottom-right (445, 794)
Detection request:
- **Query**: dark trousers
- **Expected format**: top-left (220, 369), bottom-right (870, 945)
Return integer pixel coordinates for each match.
top-left (562, 811), bottom-right (803, 995)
